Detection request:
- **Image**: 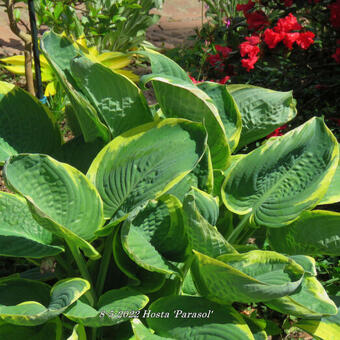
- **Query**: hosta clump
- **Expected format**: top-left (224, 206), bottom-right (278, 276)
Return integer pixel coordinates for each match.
top-left (0, 31), bottom-right (339, 339)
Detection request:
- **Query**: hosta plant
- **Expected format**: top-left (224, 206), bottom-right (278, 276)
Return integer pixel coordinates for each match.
top-left (0, 31), bottom-right (339, 339)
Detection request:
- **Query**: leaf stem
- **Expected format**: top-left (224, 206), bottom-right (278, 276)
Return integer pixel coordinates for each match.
top-left (227, 213), bottom-right (251, 244)
top-left (66, 238), bottom-right (97, 306)
top-left (95, 232), bottom-right (114, 298)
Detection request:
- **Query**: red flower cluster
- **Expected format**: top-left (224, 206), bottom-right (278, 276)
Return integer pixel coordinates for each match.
top-left (266, 125), bottom-right (287, 138)
top-left (240, 35), bottom-right (261, 71)
top-left (329, 0), bottom-right (340, 28)
top-left (236, 0), bottom-right (269, 31)
top-left (263, 13), bottom-right (315, 50)
top-left (206, 44), bottom-right (232, 71)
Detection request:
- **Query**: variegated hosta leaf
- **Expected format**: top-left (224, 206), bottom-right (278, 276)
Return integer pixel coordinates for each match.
top-left (137, 49), bottom-right (192, 83)
top-left (191, 250), bottom-right (304, 304)
top-left (198, 82), bottom-right (242, 152)
top-left (0, 192), bottom-right (64, 258)
top-left (142, 74), bottom-right (230, 170)
top-left (227, 84), bottom-right (297, 149)
top-left (113, 226), bottom-right (166, 293)
top-left (87, 118), bottom-right (207, 220)
top-left (296, 305), bottom-right (340, 340)
top-left (70, 57), bottom-right (153, 138)
top-left (4, 154), bottom-right (104, 259)
top-left (64, 287), bottom-right (148, 327)
top-left (0, 318), bottom-right (62, 339)
top-left (122, 195), bottom-right (188, 264)
top-left (319, 144), bottom-right (340, 205)
top-left (146, 296), bottom-right (255, 340)
top-left (0, 278), bottom-right (89, 326)
top-left (131, 318), bottom-right (171, 339)
top-left (222, 117), bottom-right (339, 227)
top-left (183, 188), bottom-right (237, 257)
top-left (167, 147), bottom-right (214, 200)
top-left (268, 211), bottom-right (340, 255)
top-left (0, 81), bottom-right (61, 164)
top-left (41, 31), bottom-right (109, 143)
top-left (265, 276), bottom-right (337, 318)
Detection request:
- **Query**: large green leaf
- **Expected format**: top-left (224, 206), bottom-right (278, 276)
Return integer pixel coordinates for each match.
top-left (222, 118), bottom-right (339, 227)
top-left (0, 81), bottom-right (61, 164)
top-left (143, 75), bottom-right (230, 170)
top-left (191, 250), bottom-right (304, 304)
top-left (64, 287), bottom-right (148, 327)
top-left (0, 318), bottom-right (62, 340)
top-left (296, 305), bottom-right (340, 340)
top-left (137, 49), bottom-right (192, 82)
top-left (70, 57), bottom-right (153, 138)
top-left (41, 31), bottom-right (109, 143)
top-left (112, 225), bottom-right (166, 292)
top-left (227, 84), bottom-right (297, 149)
top-left (122, 195), bottom-right (188, 265)
top-left (0, 192), bottom-right (63, 258)
top-left (131, 318), bottom-right (171, 339)
top-left (87, 118), bottom-right (207, 219)
top-left (4, 154), bottom-right (104, 259)
top-left (198, 82), bottom-right (242, 152)
top-left (146, 296), bottom-right (255, 339)
top-left (0, 277), bottom-right (89, 326)
top-left (319, 144), bottom-right (340, 205)
top-left (183, 188), bottom-right (237, 257)
top-left (265, 276), bottom-right (337, 318)
top-left (167, 147), bottom-right (214, 200)
top-left (268, 211), bottom-right (340, 255)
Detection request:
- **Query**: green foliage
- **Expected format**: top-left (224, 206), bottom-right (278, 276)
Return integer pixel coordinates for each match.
top-left (0, 30), bottom-right (339, 339)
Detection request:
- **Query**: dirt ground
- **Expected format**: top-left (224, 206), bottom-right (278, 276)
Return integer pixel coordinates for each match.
top-left (0, 0), bottom-right (204, 57)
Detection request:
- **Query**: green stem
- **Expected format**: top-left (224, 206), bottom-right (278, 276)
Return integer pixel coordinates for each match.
top-left (95, 232), bottom-right (114, 298)
top-left (227, 213), bottom-right (251, 244)
top-left (66, 238), bottom-right (97, 306)
top-left (55, 254), bottom-right (73, 276)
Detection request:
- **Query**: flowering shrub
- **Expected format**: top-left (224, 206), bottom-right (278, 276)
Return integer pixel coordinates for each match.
top-left (168, 0), bottom-right (340, 128)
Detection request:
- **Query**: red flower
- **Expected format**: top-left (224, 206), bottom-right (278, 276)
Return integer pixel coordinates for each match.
top-left (284, 0), bottom-right (293, 6)
top-left (329, 0), bottom-right (340, 29)
top-left (266, 125), bottom-right (287, 138)
top-left (283, 32), bottom-right (300, 49)
top-left (274, 13), bottom-right (302, 33)
top-left (241, 56), bottom-right (259, 72)
top-left (189, 75), bottom-right (201, 84)
top-left (215, 45), bottom-right (232, 58)
top-left (236, 0), bottom-right (255, 13)
top-left (329, 117), bottom-right (340, 126)
top-left (240, 42), bottom-right (260, 58)
top-left (246, 11), bottom-right (269, 31)
top-left (332, 47), bottom-right (340, 63)
top-left (217, 75), bottom-right (231, 84)
top-left (245, 35), bottom-right (261, 45)
top-left (207, 54), bottom-right (222, 67)
top-left (264, 28), bottom-right (284, 48)
top-left (296, 31), bottom-right (315, 49)
top-left (240, 34), bottom-right (261, 71)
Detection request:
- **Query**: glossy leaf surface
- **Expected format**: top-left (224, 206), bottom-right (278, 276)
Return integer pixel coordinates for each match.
top-left (222, 118), bottom-right (339, 227)
top-left (191, 250), bottom-right (304, 304)
top-left (0, 81), bottom-right (61, 163)
top-left (268, 211), bottom-right (340, 255)
top-left (227, 84), bottom-right (297, 149)
top-left (87, 119), bottom-right (207, 219)
top-left (4, 154), bottom-right (104, 259)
